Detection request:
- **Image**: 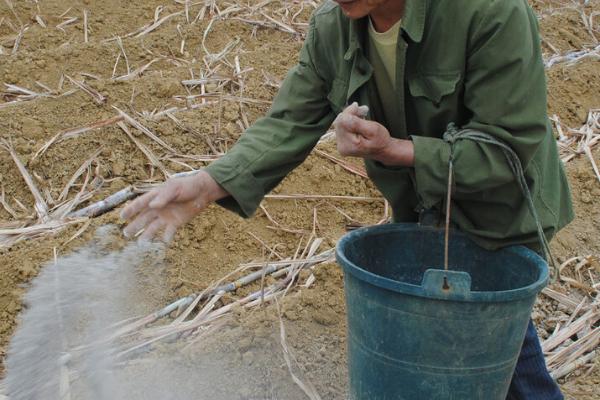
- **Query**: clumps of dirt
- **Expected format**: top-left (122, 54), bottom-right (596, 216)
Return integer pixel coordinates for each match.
top-left (534, 1), bottom-right (600, 128)
top-left (552, 145), bottom-right (600, 259)
top-left (561, 358), bottom-right (600, 400)
top-left (213, 262), bottom-right (349, 399)
top-left (547, 61), bottom-right (600, 127)
top-left (536, 3), bottom-right (597, 54)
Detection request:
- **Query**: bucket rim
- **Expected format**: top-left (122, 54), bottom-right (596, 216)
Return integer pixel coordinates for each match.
top-left (335, 224), bottom-right (549, 303)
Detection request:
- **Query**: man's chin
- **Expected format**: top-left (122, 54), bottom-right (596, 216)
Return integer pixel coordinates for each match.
top-left (337, 2), bottom-right (369, 19)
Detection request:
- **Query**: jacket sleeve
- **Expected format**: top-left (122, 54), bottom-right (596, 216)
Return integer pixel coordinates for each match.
top-left (411, 1), bottom-right (549, 210)
top-left (204, 17), bottom-right (335, 217)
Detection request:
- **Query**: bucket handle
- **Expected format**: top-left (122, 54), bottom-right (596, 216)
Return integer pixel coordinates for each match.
top-left (442, 125), bottom-right (556, 278)
top-left (422, 269), bottom-right (472, 299)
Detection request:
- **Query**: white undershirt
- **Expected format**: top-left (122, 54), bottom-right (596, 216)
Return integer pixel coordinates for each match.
top-left (368, 17), bottom-right (402, 87)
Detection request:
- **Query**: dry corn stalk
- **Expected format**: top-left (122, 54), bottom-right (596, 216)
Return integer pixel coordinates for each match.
top-left (554, 110), bottom-right (600, 182)
top-left (315, 149), bottom-right (368, 178)
top-left (276, 300), bottom-right (323, 400)
top-left (33, 115), bottom-right (124, 160)
top-left (0, 139), bottom-right (49, 221)
top-left (65, 75), bottom-right (106, 105)
top-left (0, 83), bottom-right (52, 109)
top-left (113, 107), bottom-right (177, 153)
top-left (91, 239), bottom-right (330, 343)
top-left (545, 44), bottom-right (600, 68)
top-left (541, 251), bottom-right (600, 380)
top-left (69, 187), bottom-right (137, 219)
top-left (58, 148), bottom-right (102, 202)
top-left (117, 122), bottom-right (171, 178)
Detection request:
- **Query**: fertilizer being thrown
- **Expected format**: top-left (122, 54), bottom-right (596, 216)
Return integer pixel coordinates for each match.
top-left (3, 226), bottom-right (308, 400)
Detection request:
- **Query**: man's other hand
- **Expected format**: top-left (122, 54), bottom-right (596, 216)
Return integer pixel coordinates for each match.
top-left (334, 102), bottom-right (414, 167)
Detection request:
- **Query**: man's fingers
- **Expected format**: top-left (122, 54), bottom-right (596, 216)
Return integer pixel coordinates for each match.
top-left (121, 190), bottom-right (158, 220)
top-left (333, 111), bottom-right (346, 128)
top-left (342, 102), bottom-right (369, 118)
top-left (123, 210), bottom-right (158, 238)
top-left (138, 219), bottom-right (165, 242)
top-left (356, 105), bottom-right (369, 118)
top-left (149, 182), bottom-right (180, 209)
top-left (347, 133), bottom-right (363, 152)
top-left (162, 225), bottom-right (178, 243)
top-left (337, 132), bottom-right (363, 156)
top-left (343, 102), bottom-right (359, 114)
top-left (337, 114), bottom-right (373, 140)
top-left (336, 113), bottom-right (358, 133)
top-left (351, 117), bottom-right (379, 138)
top-left (335, 103), bottom-right (367, 131)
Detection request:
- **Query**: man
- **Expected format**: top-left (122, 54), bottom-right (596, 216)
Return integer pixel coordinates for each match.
top-left (122, 0), bottom-right (573, 398)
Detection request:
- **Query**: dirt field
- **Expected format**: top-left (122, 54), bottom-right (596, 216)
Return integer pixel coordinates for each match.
top-left (0, 0), bottom-right (599, 398)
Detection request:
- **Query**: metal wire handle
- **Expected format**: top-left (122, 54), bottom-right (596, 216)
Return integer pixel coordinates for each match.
top-left (444, 159), bottom-right (454, 273)
top-left (442, 123), bottom-right (557, 279)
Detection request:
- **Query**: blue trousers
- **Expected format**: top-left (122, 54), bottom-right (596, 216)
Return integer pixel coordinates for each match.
top-left (506, 320), bottom-right (563, 400)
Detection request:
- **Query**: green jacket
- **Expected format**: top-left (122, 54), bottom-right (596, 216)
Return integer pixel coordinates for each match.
top-left (205, 0), bottom-right (574, 251)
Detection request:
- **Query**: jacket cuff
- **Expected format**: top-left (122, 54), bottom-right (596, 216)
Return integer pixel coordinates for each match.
top-left (411, 135), bottom-right (452, 210)
top-left (204, 162), bottom-right (264, 218)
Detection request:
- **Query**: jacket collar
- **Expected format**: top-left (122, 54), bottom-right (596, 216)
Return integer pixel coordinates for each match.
top-left (344, 0), bottom-right (427, 61)
top-left (402, 0), bottom-right (427, 43)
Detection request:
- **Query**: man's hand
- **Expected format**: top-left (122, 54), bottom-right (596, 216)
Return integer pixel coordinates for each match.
top-left (120, 170), bottom-right (228, 242)
top-left (334, 102), bottom-right (415, 167)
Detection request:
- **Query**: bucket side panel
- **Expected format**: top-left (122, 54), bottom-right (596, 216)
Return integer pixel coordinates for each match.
top-left (344, 275), bottom-right (534, 400)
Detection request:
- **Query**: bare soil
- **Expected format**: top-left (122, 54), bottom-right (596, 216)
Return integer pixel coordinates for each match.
top-left (1, 0), bottom-right (599, 398)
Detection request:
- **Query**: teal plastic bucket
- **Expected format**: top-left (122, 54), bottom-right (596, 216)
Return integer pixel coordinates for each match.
top-left (336, 224), bottom-right (549, 400)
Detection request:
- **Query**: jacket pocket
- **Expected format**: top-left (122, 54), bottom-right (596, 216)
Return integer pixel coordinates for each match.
top-left (407, 72), bottom-right (461, 105)
top-left (327, 78), bottom-right (348, 113)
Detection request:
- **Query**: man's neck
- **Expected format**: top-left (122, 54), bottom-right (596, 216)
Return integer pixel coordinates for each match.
top-left (370, 0), bottom-right (406, 32)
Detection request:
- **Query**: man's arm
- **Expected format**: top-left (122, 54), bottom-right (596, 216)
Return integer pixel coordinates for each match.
top-left (410, 1), bottom-right (548, 210)
top-left (204, 15), bottom-right (335, 217)
top-left (122, 16), bottom-right (335, 240)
